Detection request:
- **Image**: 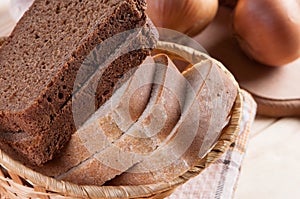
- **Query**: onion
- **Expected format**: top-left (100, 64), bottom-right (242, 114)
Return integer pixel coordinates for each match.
top-left (146, 0), bottom-right (219, 37)
top-left (233, 0), bottom-right (300, 66)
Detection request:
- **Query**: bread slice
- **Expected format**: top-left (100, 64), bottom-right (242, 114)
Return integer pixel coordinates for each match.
top-left (49, 54), bottom-right (186, 185)
top-left (109, 59), bottom-right (238, 185)
top-left (0, 0), bottom-right (157, 165)
top-left (109, 55), bottom-right (186, 154)
top-left (31, 56), bottom-right (156, 176)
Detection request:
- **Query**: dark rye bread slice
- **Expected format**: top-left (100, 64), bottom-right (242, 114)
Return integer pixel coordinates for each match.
top-left (31, 57), bottom-right (156, 177)
top-left (110, 59), bottom-right (238, 185)
top-left (0, 0), bottom-right (157, 165)
top-left (69, 19), bottom-right (157, 130)
top-left (56, 54), bottom-right (187, 185)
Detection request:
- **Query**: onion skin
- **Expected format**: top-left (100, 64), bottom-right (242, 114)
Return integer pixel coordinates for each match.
top-left (233, 0), bottom-right (300, 67)
top-left (146, 0), bottom-right (218, 37)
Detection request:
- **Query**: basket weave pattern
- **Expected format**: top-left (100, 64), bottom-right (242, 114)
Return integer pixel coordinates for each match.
top-left (0, 41), bottom-right (243, 199)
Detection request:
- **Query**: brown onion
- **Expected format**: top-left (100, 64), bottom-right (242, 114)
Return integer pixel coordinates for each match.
top-left (233, 0), bottom-right (300, 66)
top-left (146, 0), bottom-right (219, 37)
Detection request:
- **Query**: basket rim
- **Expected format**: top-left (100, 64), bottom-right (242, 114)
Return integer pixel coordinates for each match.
top-left (0, 41), bottom-right (243, 198)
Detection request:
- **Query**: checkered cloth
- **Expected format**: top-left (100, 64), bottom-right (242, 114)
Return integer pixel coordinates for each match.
top-left (168, 90), bottom-right (257, 199)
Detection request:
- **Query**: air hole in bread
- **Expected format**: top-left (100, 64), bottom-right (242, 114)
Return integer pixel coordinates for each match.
top-left (56, 6), bottom-right (60, 14)
top-left (58, 93), bottom-right (64, 99)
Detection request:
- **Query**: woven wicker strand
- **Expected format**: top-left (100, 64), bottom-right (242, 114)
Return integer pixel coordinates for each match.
top-left (0, 41), bottom-right (243, 199)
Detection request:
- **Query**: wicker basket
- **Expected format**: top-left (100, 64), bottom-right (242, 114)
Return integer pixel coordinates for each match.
top-left (0, 41), bottom-right (243, 199)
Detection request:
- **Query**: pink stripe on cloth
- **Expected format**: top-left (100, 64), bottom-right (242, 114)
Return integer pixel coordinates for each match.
top-left (168, 90), bottom-right (257, 199)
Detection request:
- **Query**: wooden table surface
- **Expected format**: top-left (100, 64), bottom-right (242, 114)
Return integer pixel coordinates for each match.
top-left (235, 116), bottom-right (300, 199)
top-left (1, 1), bottom-right (300, 198)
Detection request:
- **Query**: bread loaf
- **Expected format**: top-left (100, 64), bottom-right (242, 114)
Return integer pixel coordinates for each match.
top-left (109, 59), bottom-right (238, 185)
top-left (32, 54), bottom-right (237, 186)
top-left (0, 0), bottom-right (157, 165)
top-left (31, 56), bottom-right (156, 177)
top-left (55, 54), bottom-right (186, 185)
